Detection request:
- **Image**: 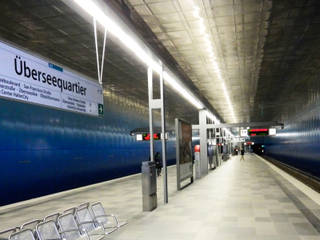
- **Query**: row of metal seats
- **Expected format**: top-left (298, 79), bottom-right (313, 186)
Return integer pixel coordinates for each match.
top-left (0, 202), bottom-right (127, 240)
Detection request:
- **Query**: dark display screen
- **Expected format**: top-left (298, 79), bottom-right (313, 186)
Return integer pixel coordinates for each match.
top-left (248, 128), bottom-right (269, 136)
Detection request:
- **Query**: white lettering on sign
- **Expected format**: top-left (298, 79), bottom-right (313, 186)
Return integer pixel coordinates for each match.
top-left (0, 41), bottom-right (103, 116)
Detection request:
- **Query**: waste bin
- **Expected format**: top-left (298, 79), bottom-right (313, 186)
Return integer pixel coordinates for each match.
top-left (141, 161), bottom-right (157, 211)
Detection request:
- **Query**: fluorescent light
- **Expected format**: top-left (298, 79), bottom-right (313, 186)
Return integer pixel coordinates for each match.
top-left (199, 25), bottom-right (206, 34)
top-left (189, 1), bottom-right (237, 123)
top-left (72, 0), bottom-right (204, 109)
top-left (163, 72), bottom-right (203, 109)
top-left (193, 10), bottom-right (200, 18)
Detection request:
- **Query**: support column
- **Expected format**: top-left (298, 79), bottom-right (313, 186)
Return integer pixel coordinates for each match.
top-left (159, 64), bottom-right (168, 204)
top-left (199, 110), bottom-right (208, 177)
top-left (148, 67), bottom-right (154, 163)
top-left (148, 66), bottom-right (168, 204)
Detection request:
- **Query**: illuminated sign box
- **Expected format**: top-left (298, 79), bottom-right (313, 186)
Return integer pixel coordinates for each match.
top-left (248, 128), bottom-right (268, 136)
top-left (136, 133), bottom-right (161, 141)
top-left (269, 128), bottom-right (276, 135)
top-left (248, 128), bottom-right (277, 136)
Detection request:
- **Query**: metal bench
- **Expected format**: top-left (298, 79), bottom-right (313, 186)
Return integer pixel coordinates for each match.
top-left (91, 202), bottom-right (127, 232)
top-left (9, 229), bottom-right (35, 240)
top-left (36, 220), bottom-right (62, 240)
top-left (57, 213), bottom-right (88, 240)
top-left (44, 213), bottom-right (60, 222)
top-left (0, 227), bottom-right (19, 240)
top-left (74, 203), bottom-right (106, 240)
top-left (20, 220), bottom-right (42, 230)
top-left (1, 202), bottom-right (125, 240)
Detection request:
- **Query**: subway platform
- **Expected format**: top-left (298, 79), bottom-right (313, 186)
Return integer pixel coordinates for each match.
top-left (2, 154), bottom-right (320, 240)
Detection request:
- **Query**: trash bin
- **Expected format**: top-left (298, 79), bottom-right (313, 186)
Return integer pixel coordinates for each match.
top-left (141, 161), bottom-right (157, 211)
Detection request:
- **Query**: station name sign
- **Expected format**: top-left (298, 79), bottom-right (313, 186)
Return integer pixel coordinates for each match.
top-left (0, 41), bottom-right (103, 116)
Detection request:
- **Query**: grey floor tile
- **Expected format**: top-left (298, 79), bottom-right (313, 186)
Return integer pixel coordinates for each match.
top-left (1, 154), bottom-right (320, 240)
top-left (294, 222), bottom-right (319, 236)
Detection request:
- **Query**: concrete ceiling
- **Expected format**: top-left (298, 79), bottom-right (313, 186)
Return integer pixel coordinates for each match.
top-left (126, 0), bottom-right (271, 123)
top-left (0, 0), bottom-right (218, 124)
top-left (1, 0), bottom-right (319, 125)
top-left (253, 0), bottom-right (320, 122)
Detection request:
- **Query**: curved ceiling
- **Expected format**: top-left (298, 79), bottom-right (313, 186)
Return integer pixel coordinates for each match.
top-left (126, 0), bottom-right (271, 123)
top-left (1, 0), bottom-right (319, 125)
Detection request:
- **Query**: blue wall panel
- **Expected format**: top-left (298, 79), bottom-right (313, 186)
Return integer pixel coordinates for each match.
top-left (255, 105), bottom-right (320, 179)
top-left (0, 93), bottom-right (176, 206)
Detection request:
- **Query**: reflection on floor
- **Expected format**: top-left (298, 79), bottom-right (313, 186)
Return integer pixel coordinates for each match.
top-left (2, 154), bottom-right (320, 240)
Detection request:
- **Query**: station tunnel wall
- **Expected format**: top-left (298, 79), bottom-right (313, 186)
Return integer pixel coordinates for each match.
top-left (254, 104), bottom-right (320, 180)
top-left (0, 93), bottom-right (177, 206)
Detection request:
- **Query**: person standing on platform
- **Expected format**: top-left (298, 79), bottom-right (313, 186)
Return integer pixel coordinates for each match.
top-left (240, 148), bottom-right (245, 161)
top-left (155, 152), bottom-right (162, 176)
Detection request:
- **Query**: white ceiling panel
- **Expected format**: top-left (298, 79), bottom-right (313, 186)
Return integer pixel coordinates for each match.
top-left (148, 1), bottom-right (176, 14)
top-left (127, 0), bottom-right (271, 123)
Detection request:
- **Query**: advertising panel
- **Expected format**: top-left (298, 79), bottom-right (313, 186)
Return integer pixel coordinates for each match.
top-left (0, 41), bottom-right (103, 116)
top-left (175, 118), bottom-right (193, 190)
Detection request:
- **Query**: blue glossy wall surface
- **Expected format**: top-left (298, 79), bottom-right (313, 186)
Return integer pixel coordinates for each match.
top-left (0, 93), bottom-right (176, 206)
top-left (256, 104), bottom-right (320, 179)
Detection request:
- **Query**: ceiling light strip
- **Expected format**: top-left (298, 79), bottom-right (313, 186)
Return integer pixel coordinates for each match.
top-left (190, 0), bottom-right (237, 122)
top-left (72, 0), bottom-right (204, 109)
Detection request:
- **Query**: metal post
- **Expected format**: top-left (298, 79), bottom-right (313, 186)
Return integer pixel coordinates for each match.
top-left (175, 118), bottom-right (181, 189)
top-left (93, 18), bottom-right (108, 85)
top-left (147, 64), bottom-right (167, 204)
top-left (100, 28), bottom-right (108, 84)
top-left (93, 18), bottom-right (101, 84)
top-left (199, 110), bottom-right (208, 177)
top-left (160, 63), bottom-right (168, 204)
top-left (148, 67), bottom-right (154, 162)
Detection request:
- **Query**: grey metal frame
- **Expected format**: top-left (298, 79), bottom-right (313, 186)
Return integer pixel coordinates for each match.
top-left (44, 213), bottom-right (60, 222)
top-left (63, 207), bottom-right (77, 215)
top-left (20, 219), bottom-right (42, 230)
top-left (147, 65), bottom-right (168, 204)
top-left (0, 227), bottom-right (19, 237)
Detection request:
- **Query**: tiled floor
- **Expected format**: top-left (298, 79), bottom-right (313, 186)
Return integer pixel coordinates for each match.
top-left (1, 154), bottom-right (320, 240)
top-left (0, 164), bottom-right (178, 230)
